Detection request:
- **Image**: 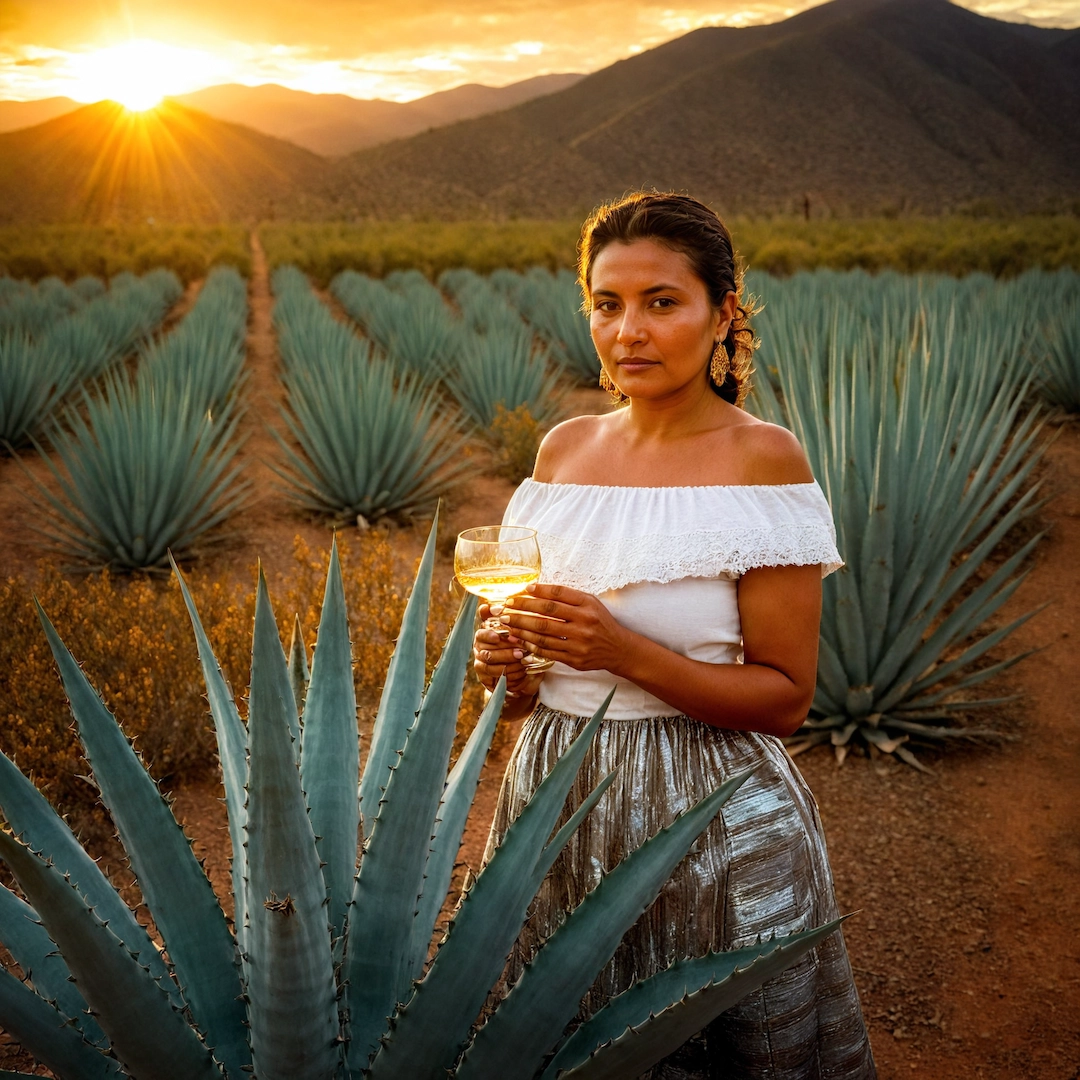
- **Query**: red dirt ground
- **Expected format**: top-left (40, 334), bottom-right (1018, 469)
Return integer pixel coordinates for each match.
top-left (1, 245), bottom-right (1077, 1078)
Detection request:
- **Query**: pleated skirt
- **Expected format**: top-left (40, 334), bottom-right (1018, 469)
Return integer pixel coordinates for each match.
top-left (484, 706), bottom-right (877, 1080)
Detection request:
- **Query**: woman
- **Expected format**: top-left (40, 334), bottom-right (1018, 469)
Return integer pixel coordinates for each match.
top-left (473, 192), bottom-right (876, 1079)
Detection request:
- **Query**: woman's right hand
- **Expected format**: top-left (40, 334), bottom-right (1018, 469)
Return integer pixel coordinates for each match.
top-left (473, 604), bottom-right (546, 702)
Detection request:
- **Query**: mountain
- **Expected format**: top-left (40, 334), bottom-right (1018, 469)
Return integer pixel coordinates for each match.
top-left (0, 97), bottom-right (81, 134)
top-left (171, 74), bottom-right (584, 156)
top-left (1, 0), bottom-right (1076, 223)
top-left (0, 100), bottom-right (328, 223)
top-left (324, 0), bottom-right (1080, 217)
top-left (0, 74), bottom-right (584, 155)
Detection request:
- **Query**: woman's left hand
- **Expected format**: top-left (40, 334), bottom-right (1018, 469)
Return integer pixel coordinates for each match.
top-left (493, 584), bottom-right (630, 673)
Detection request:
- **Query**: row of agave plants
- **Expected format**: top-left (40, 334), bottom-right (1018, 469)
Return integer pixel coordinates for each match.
top-left (748, 266), bottom-right (1080, 409)
top-left (330, 267), bottom-right (570, 426)
top-left (272, 265), bottom-right (474, 522)
top-left (0, 522), bottom-right (834, 1078)
top-left (17, 266), bottom-right (250, 569)
top-left (0, 269), bottom-right (182, 449)
top-left (747, 267), bottom-right (1070, 766)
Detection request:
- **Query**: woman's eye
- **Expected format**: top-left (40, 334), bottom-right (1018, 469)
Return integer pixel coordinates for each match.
top-left (594, 300), bottom-right (618, 312)
top-left (651, 297), bottom-right (676, 309)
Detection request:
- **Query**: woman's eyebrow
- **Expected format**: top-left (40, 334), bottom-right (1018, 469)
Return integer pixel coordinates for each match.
top-left (591, 283), bottom-right (684, 297)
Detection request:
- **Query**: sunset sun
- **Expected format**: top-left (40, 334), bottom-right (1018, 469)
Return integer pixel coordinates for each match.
top-left (67, 39), bottom-right (220, 111)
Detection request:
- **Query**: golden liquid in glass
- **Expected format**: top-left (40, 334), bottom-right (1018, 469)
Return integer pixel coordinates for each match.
top-left (456, 565), bottom-right (540, 604)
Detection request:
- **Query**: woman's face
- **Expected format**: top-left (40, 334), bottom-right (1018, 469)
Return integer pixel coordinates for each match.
top-left (588, 239), bottom-right (734, 403)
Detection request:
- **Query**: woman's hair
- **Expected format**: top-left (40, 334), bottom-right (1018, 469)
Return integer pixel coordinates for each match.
top-left (578, 191), bottom-right (758, 408)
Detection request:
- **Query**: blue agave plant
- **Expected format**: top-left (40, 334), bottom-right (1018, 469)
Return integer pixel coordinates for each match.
top-left (0, 519), bottom-right (836, 1078)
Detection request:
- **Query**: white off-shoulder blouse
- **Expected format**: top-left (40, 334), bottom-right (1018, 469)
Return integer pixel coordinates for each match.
top-left (501, 479), bottom-right (842, 720)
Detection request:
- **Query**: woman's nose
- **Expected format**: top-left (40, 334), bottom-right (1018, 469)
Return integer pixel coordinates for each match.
top-left (616, 311), bottom-right (646, 345)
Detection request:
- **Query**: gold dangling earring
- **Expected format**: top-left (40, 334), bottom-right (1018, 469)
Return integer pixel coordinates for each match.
top-left (710, 340), bottom-right (730, 387)
top-left (599, 369), bottom-right (623, 402)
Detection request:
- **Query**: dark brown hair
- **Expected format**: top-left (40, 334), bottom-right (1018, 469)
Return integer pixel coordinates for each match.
top-left (578, 191), bottom-right (757, 407)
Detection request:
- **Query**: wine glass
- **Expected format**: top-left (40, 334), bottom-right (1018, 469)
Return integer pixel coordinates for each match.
top-left (454, 525), bottom-right (554, 672)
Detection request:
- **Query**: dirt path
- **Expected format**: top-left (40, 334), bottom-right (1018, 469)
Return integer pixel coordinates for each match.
top-left (201, 231), bottom-right (331, 586)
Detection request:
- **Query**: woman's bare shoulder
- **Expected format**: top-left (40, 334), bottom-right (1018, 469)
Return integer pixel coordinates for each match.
top-left (729, 416), bottom-right (815, 486)
top-left (532, 414), bottom-right (612, 482)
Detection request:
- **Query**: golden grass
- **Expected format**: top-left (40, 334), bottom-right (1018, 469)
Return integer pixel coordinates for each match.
top-left (0, 532), bottom-right (481, 838)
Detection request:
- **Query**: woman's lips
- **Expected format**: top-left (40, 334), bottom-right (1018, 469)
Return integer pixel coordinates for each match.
top-left (616, 358), bottom-right (659, 372)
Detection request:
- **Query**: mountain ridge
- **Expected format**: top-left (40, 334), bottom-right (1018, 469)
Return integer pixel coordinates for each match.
top-left (322, 0), bottom-right (1080, 217)
top-left (0, 0), bottom-right (1076, 223)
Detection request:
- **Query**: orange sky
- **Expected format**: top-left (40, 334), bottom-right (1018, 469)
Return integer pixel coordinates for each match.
top-left (2, 0), bottom-right (1078, 103)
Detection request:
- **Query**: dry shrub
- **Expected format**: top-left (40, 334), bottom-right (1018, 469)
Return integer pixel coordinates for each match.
top-left (488, 404), bottom-right (543, 482)
top-left (0, 532), bottom-right (485, 840)
top-left (0, 224), bottom-right (251, 284)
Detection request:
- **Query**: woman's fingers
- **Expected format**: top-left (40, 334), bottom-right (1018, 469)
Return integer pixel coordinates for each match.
top-left (524, 583), bottom-right (587, 605)
top-left (501, 623), bottom-right (573, 660)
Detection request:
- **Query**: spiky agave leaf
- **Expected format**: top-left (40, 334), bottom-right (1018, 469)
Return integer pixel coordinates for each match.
top-left (0, 831), bottom-right (221, 1080)
top-left (244, 570), bottom-right (340, 1080)
top-left (511, 268), bottom-right (599, 383)
top-left (343, 589), bottom-right (477, 1068)
top-left (1038, 295), bottom-right (1080, 410)
top-left (273, 268), bottom-right (474, 521)
top-left (299, 537), bottom-right (358, 945)
top-left (541, 922), bottom-right (847, 1080)
top-left (171, 553), bottom-right (250, 954)
top-left (273, 356), bottom-right (472, 522)
top-left (455, 769), bottom-right (755, 1079)
top-left (0, 966), bottom-right (121, 1080)
top-left (0, 749), bottom-right (180, 1005)
top-left (0, 333), bottom-right (67, 448)
top-left (35, 601), bottom-right (250, 1078)
top-left (332, 270), bottom-right (462, 380)
top-left (0, 883), bottom-right (111, 1054)
top-left (365, 691), bottom-right (618, 1080)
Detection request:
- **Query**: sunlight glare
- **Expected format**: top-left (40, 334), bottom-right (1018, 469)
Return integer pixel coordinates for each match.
top-left (68, 40), bottom-right (223, 112)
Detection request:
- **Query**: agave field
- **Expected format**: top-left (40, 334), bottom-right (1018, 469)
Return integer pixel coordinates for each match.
top-left (1, 249), bottom-right (1079, 1077)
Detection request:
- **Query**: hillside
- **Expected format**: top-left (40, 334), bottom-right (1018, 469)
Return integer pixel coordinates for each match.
top-left (172, 74), bottom-right (584, 156)
top-left (0, 97), bottom-right (81, 134)
top-left (0, 100), bottom-right (328, 223)
top-left (324, 0), bottom-right (1080, 217)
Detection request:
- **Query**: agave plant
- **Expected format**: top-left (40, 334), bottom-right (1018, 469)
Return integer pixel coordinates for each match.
top-left (750, 275), bottom-right (1048, 767)
top-left (20, 366), bottom-right (249, 570)
top-left (448, 321), bottom-right (565, 431)
top-left (274, 267), bottom-right (473, 522)
top-left (0, 522), bottom-right (837, 1079)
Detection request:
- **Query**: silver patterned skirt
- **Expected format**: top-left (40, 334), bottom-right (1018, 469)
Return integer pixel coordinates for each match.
top-left (485, 705), bottom-right (877, 1080)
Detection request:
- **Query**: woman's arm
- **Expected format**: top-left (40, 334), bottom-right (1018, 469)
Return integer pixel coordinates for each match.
top-left (496, 562), bottom-right (821, 738)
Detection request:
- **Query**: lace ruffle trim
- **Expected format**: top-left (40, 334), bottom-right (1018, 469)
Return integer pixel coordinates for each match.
top-left (537, 525), bottom-right (843, 594)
